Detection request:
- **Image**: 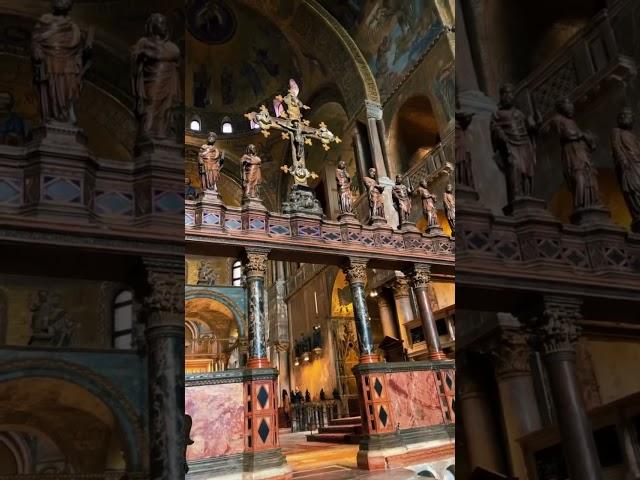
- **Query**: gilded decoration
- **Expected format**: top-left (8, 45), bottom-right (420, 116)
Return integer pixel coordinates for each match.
top-left (342, 260), bottom-right (368, 285)
top-left (244, 249), bottom-right (269, 277)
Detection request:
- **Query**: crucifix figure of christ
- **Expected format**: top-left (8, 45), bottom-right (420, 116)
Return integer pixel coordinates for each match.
top-left (245, 79), bottom-right (342, 213)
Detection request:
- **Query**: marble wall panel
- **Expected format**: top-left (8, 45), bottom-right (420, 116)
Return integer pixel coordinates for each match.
top-left (386, 370), bottom-right (444, 429)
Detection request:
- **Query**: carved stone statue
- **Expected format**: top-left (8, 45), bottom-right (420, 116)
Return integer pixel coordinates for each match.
top-left (32, 0), bottom-right (93, 124)
top-left (241, 144), bottom-right (262, 199)
top-left (443, 183), bottom-right (455, 234)
top-left (391, 175), bottom-right (412, 227)
top-left (455, 97), bottom-right (475, 188)
top-left (611, 107), bottom-right (640, 231)
top-left (335, 160), bottom-right (353, 215)
top-left (363, 168), bottom-right (386, 223)
top-left (490, 83), bottom-right (540, 203)
top-left (198, 132), bottom-right (224, 194)
top-left (415, 180), bottom-right (440, 231)
top-left (131, 13), bottom-right (181, 139)
top-left (548, 97), bottom-right (601, 209)
top-left (196, 261), bottom-right (216, 286)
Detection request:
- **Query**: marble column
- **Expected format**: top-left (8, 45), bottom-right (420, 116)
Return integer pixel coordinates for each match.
top-left (377, 292), bottom-right (398, 339)
top-left (406, 264), bottom-right (446, 360)
top-left (459, 353), bottom-right (506, 473)
top-left (492, 329), bottom-right (543, 479)
top-left (536, 296), bottom-right (603, 480)
top-left (392, 277), bottom-right (414, 350)
top-left (342, 258), bottom-right (377, 363)
top-left (244, 248), bottom-right (270, 368)
top-left (352, 128), bottom-right (369, 192)
top-left (143, 258), bottom-right (185, 480)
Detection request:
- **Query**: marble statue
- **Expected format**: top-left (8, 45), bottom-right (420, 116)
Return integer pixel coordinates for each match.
top-left (335, 160), bottom-right (353, 215)
top-left (415, 180), bottom-right (439, 229)
top-left (198, 131), bottom-right (224, 193)
top-left (131, 13), bottom-right (181, 139)
top-left (455, 97), bottom-right (475, 188)
top-left (490, 83), bottom-right (541, 202)
top-left (391, 175), bottom-right (412, 226)
top-left (611, 107), bottom-right (640, 228)
top-left (363, 168), bottom-right (386, 222)
top-left (548, 97), bottom-right (601, 209)
top-left (32, 0), bottom-right (93, 124)
top-left (443, 183), bottom-right (455, 234)
top-left (196, 260), bottom-right (216, 286)
top-left (241, 144), bottom-right (262, 199)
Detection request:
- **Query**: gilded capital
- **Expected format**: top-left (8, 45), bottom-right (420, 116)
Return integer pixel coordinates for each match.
top-left (342, 259), bottom-right (368, 285)
top-left (244, 248), bottom-right (269, 278)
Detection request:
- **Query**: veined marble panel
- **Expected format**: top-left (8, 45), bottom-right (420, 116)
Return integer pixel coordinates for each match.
top-left (387, 370), bottom-right (444, 429)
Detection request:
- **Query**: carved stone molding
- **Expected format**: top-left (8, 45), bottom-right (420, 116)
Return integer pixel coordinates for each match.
top-left (145, 270), bottom-right (185, 314)
top-left (342, 258), bottom-right (368, 285)
top-left (537, 296), bottom-right (582, 355)
top-left (392, 277), bottom-right (411, 298)
top-left (492, 330), bottom-right (532, 378)
top-left (244, 248), bottom-right (269, 278)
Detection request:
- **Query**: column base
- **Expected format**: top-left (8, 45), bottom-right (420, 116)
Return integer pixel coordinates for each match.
top-left (426, 225), bottom-right (444, 235)
top-left (427, 351), bottom-right (448, 360)
top-left (503, 196), bottom-right (549, 217)
top-left (570, 205), bottom-right (612, 226)
top-left (202, 190), bottom-right (223, 204)
top-left (369, 216), bottom-right (387, 226)
top-left (338, 212), bottom-right (360, 224)
top-left (359, 354), bottom-right (381, 364)
top-left (247, 358), bottom-right (271, 368)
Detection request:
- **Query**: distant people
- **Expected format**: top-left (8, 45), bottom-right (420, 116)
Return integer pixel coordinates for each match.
top-left (319, 388), bottom-right (326, 401)
top-left (305, 389), bottom-right (311, 402)
top-left (332, 388), bottom-right (341, 401)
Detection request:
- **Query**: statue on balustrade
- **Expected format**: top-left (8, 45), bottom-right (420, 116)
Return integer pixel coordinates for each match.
top-left (547, 97), bottom-right (601, 209)
top-left (198, 131), bottom-right (224, 194)
top-left (443, 183), bottom-right (455, 234)
top-left (336, 160), bottom-right (354, 215)
top-left (363, 168), bottom-right (386, 223)
top-left (31, 0), bottom-right (93, 124)
top-left (490, 83), bottom-right (541, 203)
top-left (391, 175), bottom-right (413, 227)
top-left (415, 180), bottom-right (440, 231)
top-left (241, 144), bottom-right (262, 199)
top-left (455, 96), bottom-right (475, 188)
top-left (611, 107), bottom-right (640, 230)
top-left (196, 261), bottom-right (216, 286)
top-left (131, 13), bottom-right (181, 139)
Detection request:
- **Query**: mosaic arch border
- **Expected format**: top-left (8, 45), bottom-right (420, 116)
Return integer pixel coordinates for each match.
top-left (185, 288), bottom-right (246, 338)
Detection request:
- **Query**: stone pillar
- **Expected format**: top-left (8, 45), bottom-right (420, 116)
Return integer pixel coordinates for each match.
top-left (492, 329), bottom-right (543, 479)
top-left (244, 248), bottom-right (270, 369)
top-left (352, 128), bottom-right (369, 191)
top-left (406, 264), bottom-right (446, 360)
top-left (535, 296), bottom-right (603, 480)
top-left (377, 292), bottom-right (398, 339)
top-left (143, 258), bottom-right (185, 479)
top-left (342, 258), bottom-right (377, 363)
top-left (392, 277), bottom-right (414, 350)
top-left (459, 354), bottom-right (506, 473)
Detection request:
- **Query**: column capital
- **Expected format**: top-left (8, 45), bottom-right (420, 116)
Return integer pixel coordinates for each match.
top-left (143, 258), bottom-right (185, 318)
top-left (244, 248), bottom-right (269, 278)
top-left (342, 258), bottom-right (368, 285)
top-left (364, 99), bottom-right (383, 120)
top-left (392, 277), bottom-right (411, 298)
top-left (405, 264), bottom-right (431, 288)
top-left (492, 329), bottom-right (532, 379)
top-left (536, 296), bottom-right (582, 355)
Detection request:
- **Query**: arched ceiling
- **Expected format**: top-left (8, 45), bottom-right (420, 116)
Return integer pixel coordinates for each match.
top-left (185, 297), bottom-right (238, 339)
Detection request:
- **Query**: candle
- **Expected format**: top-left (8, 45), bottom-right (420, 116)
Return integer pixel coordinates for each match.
top-left (314, 291), bottom-right (318, 315)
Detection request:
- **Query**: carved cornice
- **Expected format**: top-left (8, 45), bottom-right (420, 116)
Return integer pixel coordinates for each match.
top-left (342, 259), bottom-right (368, 285)
top-left (244, 248), bottom-right (269, 278)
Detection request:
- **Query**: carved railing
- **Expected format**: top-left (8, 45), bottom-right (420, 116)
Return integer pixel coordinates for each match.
top-left (514, 9), bottom-right (636, 121)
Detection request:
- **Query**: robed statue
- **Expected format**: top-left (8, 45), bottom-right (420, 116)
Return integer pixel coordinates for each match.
top-left (455, 97), bottom-right (475, 188)
top-left (196, 260), bottom-right (216, 286)
top-left (198, 131), bottom-right (224, 193)
top-left (415, 180), bottom-right (440, 230)
top-left (241, 144), bottom-right (262, 199)
top-left (611, 107), bottom-right (640, 228)
top-left (547, 97), bottom-right (601, 209)
top-left (391, 175), bottom-right (412, 226)
top-left (335, 160), bottom-right (353, 215)
top-left (363, 168), bottom-right (386, 222)
top-left (131, 13), bottom-right (181, 139)
top-left (443, 183), bottom-right (455, 234)
top-left (32, 0), bottom-right (93, 124)
top-left (490, 83), bottom-right (541, 203)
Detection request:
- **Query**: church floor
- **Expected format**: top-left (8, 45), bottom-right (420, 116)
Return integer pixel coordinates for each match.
top-left (279, 430), bottom-right (421, 479)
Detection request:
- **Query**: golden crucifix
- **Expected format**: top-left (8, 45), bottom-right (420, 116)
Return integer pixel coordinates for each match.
top-left (245, 79), bottom-right (341, 186)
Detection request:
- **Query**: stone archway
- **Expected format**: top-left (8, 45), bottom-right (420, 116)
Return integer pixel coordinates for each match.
top-left (0, 368), bottom-right (144, 474)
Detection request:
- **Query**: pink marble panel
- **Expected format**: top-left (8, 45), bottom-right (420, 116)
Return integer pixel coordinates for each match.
top-left (387, 370), bottom-right (444, 429)
top-left (186, 383), bottom-right (244, 460)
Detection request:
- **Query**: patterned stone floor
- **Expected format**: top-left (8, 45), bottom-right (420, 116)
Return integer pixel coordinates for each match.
top-left (280, 430), bottom-right (423, 480)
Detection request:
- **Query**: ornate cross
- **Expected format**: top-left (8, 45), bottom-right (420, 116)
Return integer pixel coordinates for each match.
top-left (245, 79), bottom-right (341, 186)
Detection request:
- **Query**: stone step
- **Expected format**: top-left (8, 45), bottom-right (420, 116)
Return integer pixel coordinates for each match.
top-left (318, 424), bottom-right (362, 434)
top-left (305, 432), bottom-right (362, 444)
top-left (327, 416), bottom-right (361, 427)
